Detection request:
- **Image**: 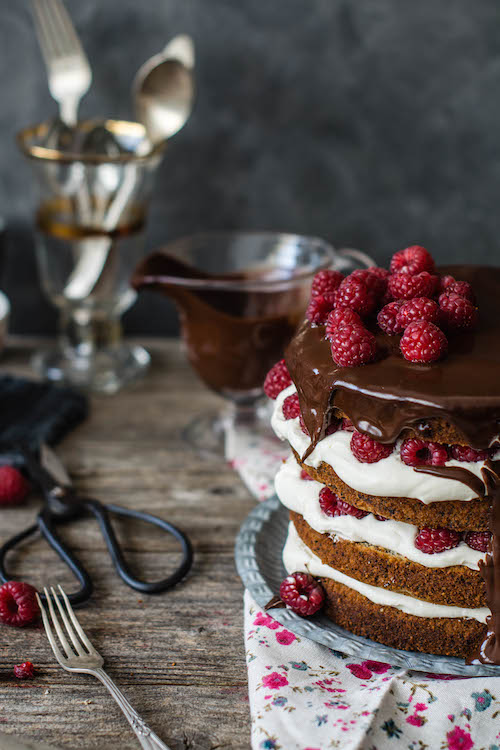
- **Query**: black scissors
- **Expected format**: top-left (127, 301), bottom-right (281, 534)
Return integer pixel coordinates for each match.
top-left (0, 443), bottom-right (193, 606)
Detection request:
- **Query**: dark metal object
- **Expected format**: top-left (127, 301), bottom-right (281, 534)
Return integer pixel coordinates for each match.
top-left (0, 443), bottom-right (193, 606)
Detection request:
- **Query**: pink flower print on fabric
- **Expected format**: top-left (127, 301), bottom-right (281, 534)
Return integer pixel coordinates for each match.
top-left (446, 726), bottom-right (474, 750)
top-left (406, 714), bottom-right (425, 727)
top-left (253, 612), bottom-right (280, 630)
top-left (346, 660), bottom-right (390, 680)
top-left (262, 672), bottom-right (289, 690)
top-left (362, 660), bottom-right (391, 674)
top-left (275, 629), bottom-right (296, 645)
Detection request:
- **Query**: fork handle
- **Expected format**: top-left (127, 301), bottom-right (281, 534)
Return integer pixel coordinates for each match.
top-left (94, 668), bottom-right (172, 750)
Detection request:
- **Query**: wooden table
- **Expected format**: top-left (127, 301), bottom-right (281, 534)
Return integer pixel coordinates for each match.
top-left (0, 338), bottom-right (255, 750)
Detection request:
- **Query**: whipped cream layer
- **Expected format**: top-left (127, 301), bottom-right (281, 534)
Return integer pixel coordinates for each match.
top-left (276, 456), bottom-right (484, 570)
top-left (272, 385), bottom-right (492, 504)
top-left (283, 521), bottom-right (488, 623)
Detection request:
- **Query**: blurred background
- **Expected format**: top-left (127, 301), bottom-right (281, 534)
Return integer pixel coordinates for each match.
top-left (2, 0), bottom-right (500, 336)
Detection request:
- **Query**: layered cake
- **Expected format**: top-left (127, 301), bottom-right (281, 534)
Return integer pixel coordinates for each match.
top-left (264, 247), bottom-right (500, 663)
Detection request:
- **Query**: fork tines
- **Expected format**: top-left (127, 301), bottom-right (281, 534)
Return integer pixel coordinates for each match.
top-left (37, 585), bottom-right (99, 667)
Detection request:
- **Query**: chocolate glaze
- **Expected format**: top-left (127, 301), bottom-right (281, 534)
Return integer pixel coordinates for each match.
top-left (414, 465), bottom-right (486, 499)
top-left (132, 252), bottom-right (307, 398)
top-left (468, 460), bottom-right (500, 665)
top-left (286, 266), bottom-right (500, 452)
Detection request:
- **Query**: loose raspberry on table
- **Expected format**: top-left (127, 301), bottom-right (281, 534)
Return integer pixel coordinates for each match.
top-left (464, 530), bottom-right (491, 553)
top-left (350, 431), bottom-right (394, 463)
top-left (400, 320), bottom-right (448, 363)
top-left (300, 468), bottom-right (313, 481)
top-left (0, 582), bottom-right (40, 627)
top-left (396, 297), bottom-right (441, 329)
top-left (263, 359), bottom-right (292, 399)
top-left (390, 246), bottom-right (435, 275)
top-left (341, 418), bottom-right (355, 431)
top-left (377, 301), bottom-right (404, 335)
top-left (330, 324), bottom-right (377, 367)
top-left (350, 269), bottom-right (386, 298)
top-left (451, 445), bottom-right (491, 462)
top-left (0, 466), bottom-right (30, 506)
top-left (400, 439), bottom-right (449, 466)
top-left (414, 527), bottom-right (462, 554)
top-left (14, 661), bottom-right (35, 680)
top-left (279, 572), bottom-right (325, 616)
top-left (438, 292), bottom-right (478, 330)
top-left (311, 269), bottom-right (344, 297)
top-left (325, 307), bottom-right (363, 339)
top-left (388, 271), bottom-right (437, 300)
top-left (282, 393), bottom-right (301, 420)
top-left (335, 276), bottom-right (377, 316)
top-left (319, 486), bottom-right (339, 516)
top-left (306, 293), bottom-right (337, 324)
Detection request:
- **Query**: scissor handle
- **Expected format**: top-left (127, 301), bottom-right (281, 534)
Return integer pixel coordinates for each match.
top-left (85, 499), bottom-right (194, 594)
top-left (0, 511), bottom-right (93, 607)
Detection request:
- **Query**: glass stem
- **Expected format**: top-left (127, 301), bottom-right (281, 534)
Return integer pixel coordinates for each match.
top-left (60, 306), bottom-right (122, 362)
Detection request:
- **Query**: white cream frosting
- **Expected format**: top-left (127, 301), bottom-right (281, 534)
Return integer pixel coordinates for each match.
top-left (276, 456), bottom-right (484, 570)
top-left (271, 384), bottom-right (492, 504)
top-left (283, 521), bottom-right (489, 623)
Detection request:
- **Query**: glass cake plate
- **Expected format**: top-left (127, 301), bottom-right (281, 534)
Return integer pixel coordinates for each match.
top-left (235, 496), bottom-right (500, 677)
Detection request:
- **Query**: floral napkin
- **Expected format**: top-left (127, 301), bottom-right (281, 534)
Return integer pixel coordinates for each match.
top-left (229, 423), bottom-right (500, 750)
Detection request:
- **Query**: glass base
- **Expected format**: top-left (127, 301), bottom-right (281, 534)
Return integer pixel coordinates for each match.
top-left (182, 400), bottom-right (281, 460)
top-left (32, 342), bottom-right (150, 394)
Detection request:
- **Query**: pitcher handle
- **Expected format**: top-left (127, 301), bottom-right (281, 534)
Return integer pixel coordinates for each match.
top-left (337, 247), bottom-right (376, 270)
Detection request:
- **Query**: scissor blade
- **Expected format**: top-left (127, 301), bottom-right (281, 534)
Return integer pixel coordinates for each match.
top-left (39, 443), bottom-right (72, 488)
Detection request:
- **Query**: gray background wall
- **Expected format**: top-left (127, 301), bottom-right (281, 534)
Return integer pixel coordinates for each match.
top-left (2, 0), bottom-right (500, 334)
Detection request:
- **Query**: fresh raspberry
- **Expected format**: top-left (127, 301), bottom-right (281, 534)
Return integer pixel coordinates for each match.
top-left (311, 269), bottom-right (344, 297)
top-left (350, 269), bottom-right (386, 298)
top-left (464, 530), bottom-right (491, 553)
top-left (330, 324), bottom-right (377, 367)
top-left (438, 292), bottom-right (478, 331)
top-left (279, 572), bottom-right (325, 616)
top-left (374, 515), bottom-right (387, 521)
top-left (400, 320), bottom-right (447, 363)
top-left (396, 297), bottom-right (441, 329)
top-left (306, 292), bottom-right (337, 324)
top-left (390, 246), bottom-right (435, 275)
top-left (388, 271), bottom-right (437, 300)
top-left (0, 582), bottom-right (40, 627)
top-left (299, 414), bottom-right (309, 435)
top-left (400, 439), bottom-right (449, 466)
top-left (325, 307), bottom-right (363, 339)
top-left (300, 469), bottom-right (313, 481)
top-left (263, 359), bottom-right (292, 399)
top-left (451, 445), bottom-right (491, 462)
top-left (367, 266), bottom-right (391, 283)
top-left (282, 393), bottom-right (301, 420)
top-left (350, 431), bottom-right (394, 463)
top-left (14, 661), bottom-right (35, 680)
top-left (377, 301), bottom-right (404, 335)
top-left (0, 466), bottom-right (30, 506)
top-left (318, 486), bottom-right (339, 516)
top-left (341, 418), bottom-right (355, 431)
top-left (335, 276), bottom-right (377, 317)
top-left (325, 419), bottom-right (340, 436)
top-left (380, 287), bottom-right (394, 307)
top-left (335, 499), bottom-right (369, 519)
top-left (439, 276), bottom-right (475, 303)
top-left (414, 527), bottom-right (462, 554)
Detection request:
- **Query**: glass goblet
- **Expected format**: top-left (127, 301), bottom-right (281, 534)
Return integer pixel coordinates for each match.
top-left (17, 118), bottom-right (164, 393)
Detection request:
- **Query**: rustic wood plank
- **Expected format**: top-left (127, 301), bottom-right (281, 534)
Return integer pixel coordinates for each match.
top-left (0, 338), bottom-right (254, 749)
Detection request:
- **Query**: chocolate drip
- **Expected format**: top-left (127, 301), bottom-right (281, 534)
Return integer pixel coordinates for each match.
top-left (468, 460), bottom-right (500, 665)
top-left (413, 465), bottom-right (486, 499)
top-left (286, 266), bottom-right (500, 452)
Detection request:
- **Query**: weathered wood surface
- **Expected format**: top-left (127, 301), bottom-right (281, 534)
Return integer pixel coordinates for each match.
top-left (0, 338), bottom-right (255, 750)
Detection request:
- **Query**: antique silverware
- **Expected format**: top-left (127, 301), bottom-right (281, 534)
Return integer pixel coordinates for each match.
top-left (38, 585), bottom-right (173, 750)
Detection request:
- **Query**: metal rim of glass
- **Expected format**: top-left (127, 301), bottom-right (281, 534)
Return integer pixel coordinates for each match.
top-left (17, 118), bottom-right (165, 165)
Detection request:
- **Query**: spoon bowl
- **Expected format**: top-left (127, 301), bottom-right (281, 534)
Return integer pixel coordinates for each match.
top-left (133, 34), bottom-right (195, 145)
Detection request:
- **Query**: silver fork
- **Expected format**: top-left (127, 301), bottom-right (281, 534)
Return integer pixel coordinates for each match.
top-left (30, 0), bottom-right (92, 125)
top-left (37, 586), bottom-right (172, 750)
